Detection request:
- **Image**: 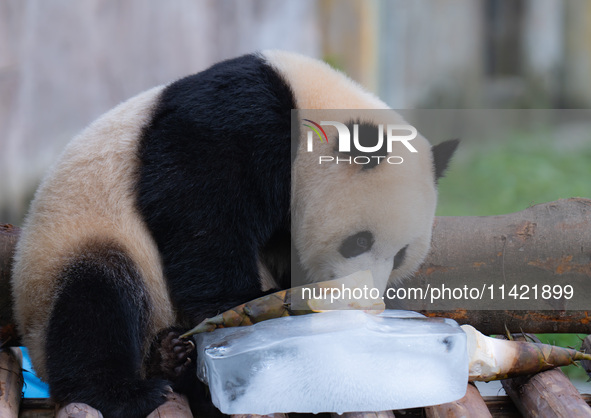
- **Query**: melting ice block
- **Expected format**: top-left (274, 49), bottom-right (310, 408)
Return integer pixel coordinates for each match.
top-left (195, 310), bottom-right (468, 415)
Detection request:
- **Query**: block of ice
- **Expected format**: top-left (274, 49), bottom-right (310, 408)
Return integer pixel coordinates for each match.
top-left (195, 310), bottom-right (468, 415)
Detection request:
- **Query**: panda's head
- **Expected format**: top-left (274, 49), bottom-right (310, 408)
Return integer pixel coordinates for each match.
top-left (263, 50), bottom-right (458, 292)
top-left (292, 115), bottom-right (458, 292)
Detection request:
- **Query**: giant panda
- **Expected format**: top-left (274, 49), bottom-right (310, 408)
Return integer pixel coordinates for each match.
top-left (11, 50), bottom-right (457, 417)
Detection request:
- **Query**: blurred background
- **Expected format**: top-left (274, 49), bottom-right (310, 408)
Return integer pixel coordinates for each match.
top-left (1, 0), bottom-right (590, 396)
top-left (1, 0), bottom-right (591, 224)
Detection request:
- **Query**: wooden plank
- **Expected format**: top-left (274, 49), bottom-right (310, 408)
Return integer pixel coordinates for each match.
top-left (0, 224), bottom-right (19, 346)
top-left (482, 396), bottom-right (521, 417)
top-left (0, 347), bottom-right (23, 418)
top-left (19, 411), bottom-right (55, 418)
top-left (19, 398), bottom-right (55, 418)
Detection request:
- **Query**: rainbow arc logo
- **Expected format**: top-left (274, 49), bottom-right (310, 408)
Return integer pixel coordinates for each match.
top-left (302, 119), bottom-right (329, 144)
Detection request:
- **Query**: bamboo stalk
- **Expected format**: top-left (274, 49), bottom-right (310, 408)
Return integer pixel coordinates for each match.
top-left (181, 270), bottom-right (381, 338)
top-left (464, 325), bottom-right (591, 381)
top-left (0, 347), bottom-right (23, 418)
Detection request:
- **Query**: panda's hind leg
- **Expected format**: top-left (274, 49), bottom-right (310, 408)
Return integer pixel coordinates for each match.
top-left (45, 244), bottom-right (169, 418)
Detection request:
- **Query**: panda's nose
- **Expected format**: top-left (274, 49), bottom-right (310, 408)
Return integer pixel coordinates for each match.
top-left (392, 245), bottom-right (408, 270)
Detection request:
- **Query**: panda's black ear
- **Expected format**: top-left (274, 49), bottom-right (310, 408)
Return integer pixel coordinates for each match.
top-left (432, 139), bottom-right (459, 183)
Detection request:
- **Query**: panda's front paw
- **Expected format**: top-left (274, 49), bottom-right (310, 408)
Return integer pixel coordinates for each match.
top-left (147, 328), bottom-right (196, 384)
top-left (164, 331), bottom-right (196, 378)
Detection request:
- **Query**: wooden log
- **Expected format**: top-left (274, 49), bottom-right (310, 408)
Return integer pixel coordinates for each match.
top-left (503, 367), bottom-right (591, 417)
top-left (408, 197), bottom-right (591, 319)
top-left (232, 414), bottom-right (288, 418)
top-left (147, 392), bottom-right (193, 418)
top-left (481, 395), bottom-right (521, 417)
top-left (55, 392), bottom-right (193, 418)
top-left (2, 199), bottom-right (591, 345)
top-left (0, 224), bottom-right (19, 346)
top-left (0, 347), bottom-right (23, 418)
top-left (56, 403), bottom-right (103, 417)
top-left (20, 409), bottom-right (55, 418)
top-left (19, 397), bottom-right (56, 418)
top-left (424, 383), bottom-right (491, 418)
top-left (330, 411), bottom-right (395, 418)
top-left (419, 309), bottom-right (591, 335)
top-left (421, 198), bottom-right (591, 292)
top-left (501, 334), bottom-right (591, 417)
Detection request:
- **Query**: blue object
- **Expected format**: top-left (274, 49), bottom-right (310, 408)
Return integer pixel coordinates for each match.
top-left (20, 347), bottom-right (50, 398)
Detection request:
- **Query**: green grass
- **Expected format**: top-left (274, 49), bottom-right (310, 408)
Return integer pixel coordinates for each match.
top-left (435, 129), bottom-right (591, 381)
top-left (436, 129), bottom-right (591, 216)
top-left (537, 334), bottom-right (589, 382)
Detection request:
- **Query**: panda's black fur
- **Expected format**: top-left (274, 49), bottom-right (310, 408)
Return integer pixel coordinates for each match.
top-left (43, 53), bottom-right (296, 417)
top-left (12, 51), bottom-right (457, 417)
top-left (45, 242), bottom-right (170, 415)
top-left (137, 53), bottom-right (294, 324)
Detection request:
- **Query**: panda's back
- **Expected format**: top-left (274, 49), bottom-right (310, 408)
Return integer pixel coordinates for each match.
top-left (11, 85), bottom-right (177, 380)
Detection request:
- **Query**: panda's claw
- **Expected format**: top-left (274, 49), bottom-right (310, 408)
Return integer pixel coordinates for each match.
top-left (147, 328), bottom-right (197, 383)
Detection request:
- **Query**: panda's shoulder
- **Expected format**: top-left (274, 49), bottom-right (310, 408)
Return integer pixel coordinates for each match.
top-left (150, 53), bottom-right (296, 128)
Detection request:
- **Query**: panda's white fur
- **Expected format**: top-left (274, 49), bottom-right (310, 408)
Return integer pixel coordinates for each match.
top-left (12, 86), bottom-right (175, 380)
top-left (11, 51), bottom-right (455, 417)
top-left (291, 108), bottom-right (436, 292)
top-left (264, 51), bottom-right (438, 291)
top-left (264, 50), bottom-right (386, 109)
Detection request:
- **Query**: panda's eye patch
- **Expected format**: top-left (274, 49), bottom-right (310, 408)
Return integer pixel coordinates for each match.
top-left (392, 245), bottom-right (409, 270)
top-left (339, 231), bottom-right (374, 258)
